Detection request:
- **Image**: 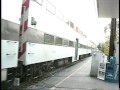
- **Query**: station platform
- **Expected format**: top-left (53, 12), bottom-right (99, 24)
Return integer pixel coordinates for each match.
top-left (26, 57), bottom-right (119, 90)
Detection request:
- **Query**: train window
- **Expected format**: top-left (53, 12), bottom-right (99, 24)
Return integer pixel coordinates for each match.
top-left (33, 0), bottom-right (43, 5)
top-left (86, 46), bottom-right (88, 49)
top-left (70, 21), bottom-right (74, 28)
top-left (69, 41), bottom-right (74, 47)
top-left (80, 44), bottom-right (82, 48)
top-left (63, 39), bottom-right (69, 46)
top-left (78, 43), bottom-right (80, 48)
top-left (44, 34), bottom-right (54, 44)
top-left (84, 45), bottom-right (86, 48)
top-left (55, 37), bottom-right (62, 45)
top-left (88, 46), bottom-right (89, 49)
top-left (84, 45), bottom-right (86, 49)
top-left (57, 10), bottom-right (64, 21)
top-left (82, 45), bottom-right (84, 48)
top-left (80, 44), bottom-right (84, 48)
top-left (64, 16), bottom-right (69, 25)
top-left (88, 46), bottom-right (90, 49)
top-left (87, 46), bottom-right (89, 49)
top-left (73, 42), bottom-right (75, 47)
top-left (46, 0), bottom-right (56, 15)
top-left (76, 27), bottom-right (80, 32)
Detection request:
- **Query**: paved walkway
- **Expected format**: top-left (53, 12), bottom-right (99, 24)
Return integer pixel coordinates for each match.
top-left (27, 57), bottom-right (119, 90)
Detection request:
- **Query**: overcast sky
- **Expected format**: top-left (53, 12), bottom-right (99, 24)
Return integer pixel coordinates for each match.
top-left (48, 0), bottom-right (111, 45)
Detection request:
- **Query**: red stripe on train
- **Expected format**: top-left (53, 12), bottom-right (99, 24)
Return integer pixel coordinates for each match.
top-left (24, 20), bottom-right (28, 32)
top-left (19, 25), bottom-right (22, 36)
top-left (21, 0), bottom-right (30, 15)
top-left (19, 19), bottom-right (28, 36)
top-left (18, 42), bottom-right (27, 58)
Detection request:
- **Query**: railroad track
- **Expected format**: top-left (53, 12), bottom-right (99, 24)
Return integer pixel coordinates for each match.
top-left (6, 59), bottom-right (83, 90)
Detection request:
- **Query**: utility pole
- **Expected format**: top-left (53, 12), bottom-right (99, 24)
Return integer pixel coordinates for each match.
top-left (108, 18), bottom-right (116, 61)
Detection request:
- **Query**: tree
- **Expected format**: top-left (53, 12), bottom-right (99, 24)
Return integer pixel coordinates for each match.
top-left (115, 20), bottom-right (119, 43)
top-left (102, 20), bottom-right (119, 56)
top-left (101, 40), bottom-right (109, 56)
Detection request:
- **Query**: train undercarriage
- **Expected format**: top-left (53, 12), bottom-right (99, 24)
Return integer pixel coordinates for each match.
top-left (1, 53), bottom-right (91, 89)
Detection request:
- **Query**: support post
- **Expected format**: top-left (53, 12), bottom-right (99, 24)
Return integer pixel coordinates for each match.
top-left (108, 18), bottom-right (116, 61)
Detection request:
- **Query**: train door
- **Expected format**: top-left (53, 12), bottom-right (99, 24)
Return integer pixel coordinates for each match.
top-left (75, 38), bottom-right (79, 60)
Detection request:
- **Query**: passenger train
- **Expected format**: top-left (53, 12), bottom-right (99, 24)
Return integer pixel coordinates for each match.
top-left (1, 0), bottom-right (96, 87)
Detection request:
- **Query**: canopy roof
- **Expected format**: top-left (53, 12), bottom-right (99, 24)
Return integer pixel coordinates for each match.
top-left (97, 0), bottom-right (119, 18)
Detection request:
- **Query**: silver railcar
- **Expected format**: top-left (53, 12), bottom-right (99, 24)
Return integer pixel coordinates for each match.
top-left (1, 0), bottom-right (95, 87)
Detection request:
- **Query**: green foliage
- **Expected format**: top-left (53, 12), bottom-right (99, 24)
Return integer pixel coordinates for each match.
top-left (102, 20), bottom-right (119, 56)
top-left (102, 32), bottom-right (119, 56)
top-left (101, 40), bottom-right (109, 56)
top-left (115, 32), bottom-right (119, 43)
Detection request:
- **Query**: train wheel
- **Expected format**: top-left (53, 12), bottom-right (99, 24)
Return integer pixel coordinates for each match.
top-left (64, 58), bottom-right (69, 65)
top-left (6, 68), bottom-right (16, 88)
top-left (33, 63), bottom-right (42, 79)
top-left (68, 57), bottom-right (72, 63)
top-left (21, 65), bottom-right (33, 82)
top-left (53, 59), bottom-right (65, 68)
top-left (42, 61), bottom-right (55, 72)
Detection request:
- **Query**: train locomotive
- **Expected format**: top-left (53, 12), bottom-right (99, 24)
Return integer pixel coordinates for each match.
top-left (1, 0), bottom-right (96, 87)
